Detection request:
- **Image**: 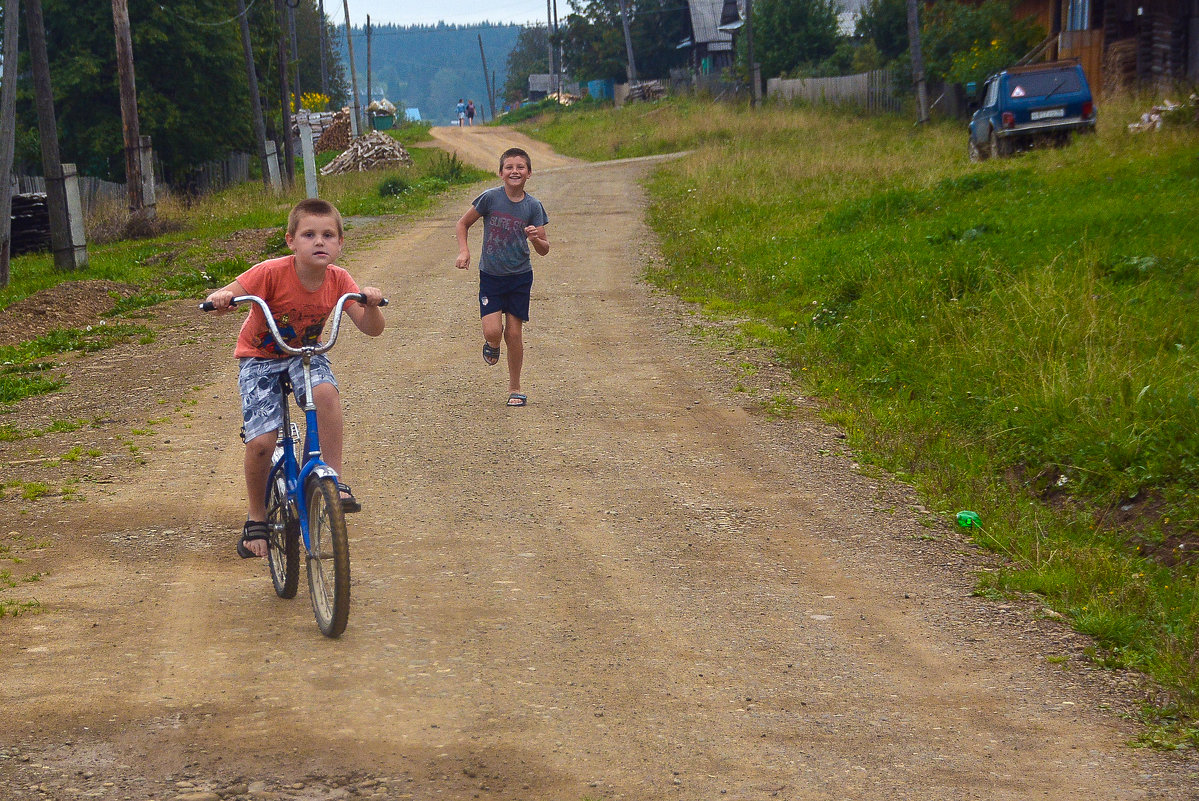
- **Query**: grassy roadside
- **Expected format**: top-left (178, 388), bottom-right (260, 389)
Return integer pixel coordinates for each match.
top-left (519, 96), bottom-right (1199, 746)
top-left (0, 124), bottom-right (488, 405)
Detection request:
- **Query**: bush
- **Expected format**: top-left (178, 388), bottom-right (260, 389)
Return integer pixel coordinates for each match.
top-left (378, 176), bottom-right (411, 197)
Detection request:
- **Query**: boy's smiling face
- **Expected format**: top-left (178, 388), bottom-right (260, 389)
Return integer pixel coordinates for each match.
top-left (287, 212), bottom-right (343, 269)
top-left (499, 155), bottom-right (531, 190)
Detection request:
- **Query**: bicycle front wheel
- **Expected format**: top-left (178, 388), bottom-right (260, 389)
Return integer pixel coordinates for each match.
top-left (306, 475), bottom-right (350, 637)
top-left (266, 466), bottom-right (299, 599)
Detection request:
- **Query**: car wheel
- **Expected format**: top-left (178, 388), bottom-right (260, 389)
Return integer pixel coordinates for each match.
top-left (990, 130), bottom-right (1012, 157)
top-left (968, 135), bottom-right (989, 162)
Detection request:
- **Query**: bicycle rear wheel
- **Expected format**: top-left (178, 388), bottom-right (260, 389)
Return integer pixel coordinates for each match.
top-left (306, 475), bottom-right (350, 637)
top-left (266, 465), bottom-right (299, 599)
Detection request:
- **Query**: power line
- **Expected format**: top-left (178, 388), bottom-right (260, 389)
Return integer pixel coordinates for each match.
top-left (155, 0), bottom-right (263, 28)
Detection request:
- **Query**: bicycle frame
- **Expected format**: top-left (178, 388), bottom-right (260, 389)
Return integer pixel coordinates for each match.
top-left (269, 381), bottom-right (337, 554)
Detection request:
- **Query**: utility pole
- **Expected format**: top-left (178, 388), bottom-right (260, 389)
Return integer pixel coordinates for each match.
top-left (111, 0), bottom-right (152, 219)
top-left (618, 0), bottom-right (637, 84)
top-left (478, 33), bottom-right (495, 119)
top-left (274, 0), bottom-right (295, 185)
top-left (25, 0), bottom-right (85, 270)
top-left (342, 0), bottom-right (361, 136)
top-left (288, 0), bottom-right (301, 113)
top-left (318, 0), bottom-right (328, 95)
top-left (746, 0), bottom-right (758, 105)
top-left (545, 0), bottom-right (552, 96)
top-left (552, 0), bottom-right (560, 98)
top-left (365, 15), bottom-right (371, 110)
top-left (1, 0), bottom-right (21, 287)
top-left (236, 0), bottom-right (272, 189)
top-left (906, 0), bottom-right (929, 122)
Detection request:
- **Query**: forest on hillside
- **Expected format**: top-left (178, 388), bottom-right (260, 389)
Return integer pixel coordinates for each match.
top-left (335, 23), bottom-right (524, 124)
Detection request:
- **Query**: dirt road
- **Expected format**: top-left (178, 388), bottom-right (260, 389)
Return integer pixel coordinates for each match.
top-left (1, 128), bottom-right (1196, 800)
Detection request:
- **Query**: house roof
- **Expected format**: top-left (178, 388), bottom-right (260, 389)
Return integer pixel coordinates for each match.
top-left (719, 0), bottom-right (744, 30)
top-left (689, 0), bottom-right (734, 46)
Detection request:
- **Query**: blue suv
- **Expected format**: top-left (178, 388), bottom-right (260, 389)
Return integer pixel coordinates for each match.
top-left (968, 60), bottom-right (1096, 161)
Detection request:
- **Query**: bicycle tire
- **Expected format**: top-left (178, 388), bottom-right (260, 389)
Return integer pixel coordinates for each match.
top-left (306, 475), bottom-right (350, 637)
top-left (266, 465), bottom-right (300, 599)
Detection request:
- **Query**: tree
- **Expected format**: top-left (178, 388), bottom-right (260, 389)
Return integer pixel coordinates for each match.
top-left (290, 0), bottom-right (349, 108)
top-left (12, 0), bottom-right (252, 182)
top-left (503, 25), bottom-right (549, 102)
top-left (560, 0), bottom-right (688, 83)
top-left (855, 0), bottom-right (908, 64)
top-left (9, 0), bottom-right (345, 185)
top-left (919, 0), bottom-right (1043, 86)
top-left (751, 0), bottom-right (841, 79)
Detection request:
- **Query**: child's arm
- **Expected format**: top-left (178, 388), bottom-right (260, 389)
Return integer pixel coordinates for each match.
top-left (204, 279), bottom-right (249, 313)
top-left (455, 208), bottom-right (482, 269)
top-left (524, 224), bottom-right (549, 257)
top-left (346, 286), bottom-right (386, 337)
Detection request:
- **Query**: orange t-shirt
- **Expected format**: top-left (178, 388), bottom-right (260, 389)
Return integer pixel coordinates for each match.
top-left (233, 255), bottom-right (361, 358)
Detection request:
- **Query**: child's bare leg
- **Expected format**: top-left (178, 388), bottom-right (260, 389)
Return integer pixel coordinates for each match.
top-left (481, 310), bottom-right (503, 350)
top-left (243, 432), bottom-right (275, 557)
top-left (312, 382), bottom-right (344, 476)
top-left (504, 315), bottom-right (524, 393)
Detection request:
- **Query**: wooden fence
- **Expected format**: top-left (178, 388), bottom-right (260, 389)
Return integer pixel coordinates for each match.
top-left (14, 148), bottom-right (256, 214)
top-left (182, 151), bottom-right (251, 195)
top-left (14, 174), bottom-right (125, 217)
top-left (766, 69), bottom-right (903, 113)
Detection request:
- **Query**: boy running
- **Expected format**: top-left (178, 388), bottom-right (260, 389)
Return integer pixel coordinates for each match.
top-left (455, 147), bottom-right (550, 406)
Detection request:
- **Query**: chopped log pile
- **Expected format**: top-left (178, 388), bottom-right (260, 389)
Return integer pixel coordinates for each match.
top-left (10, 193), bottom-right (50, 255)
top-left (625, 80), bottom-right (666, 102)
top-left (314, 110), bottom-right (352, 153)
top-left (293, 109), bottom-right (340, 142)
top-left (319, 131), bottom-right (414, 175)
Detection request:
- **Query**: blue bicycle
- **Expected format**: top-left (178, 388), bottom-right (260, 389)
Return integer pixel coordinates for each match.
top-left (202, 292), bottom-right (385, 637)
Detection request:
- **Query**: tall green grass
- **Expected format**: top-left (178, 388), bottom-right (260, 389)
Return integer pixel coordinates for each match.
top-left (521, 96), bottom-right (1199, 742)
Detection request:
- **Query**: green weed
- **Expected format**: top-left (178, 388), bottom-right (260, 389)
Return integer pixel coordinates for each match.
top-left (19, 482), bottom-right (51, 501)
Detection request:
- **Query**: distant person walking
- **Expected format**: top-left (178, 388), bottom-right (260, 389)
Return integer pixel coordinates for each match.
top-left (466, 100), bottom-right (476, 125)
top-left (456, 98), bottom-right (467, 127)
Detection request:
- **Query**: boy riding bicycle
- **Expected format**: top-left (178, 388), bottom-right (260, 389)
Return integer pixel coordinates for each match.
top-left (204, 198), bottom-right (385, 558)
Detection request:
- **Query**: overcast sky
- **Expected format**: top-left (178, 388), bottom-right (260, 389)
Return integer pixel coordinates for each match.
top-left (330, 0), bottom-right (557, 28)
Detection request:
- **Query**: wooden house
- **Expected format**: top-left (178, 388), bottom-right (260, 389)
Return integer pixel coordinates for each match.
top-left (1013, 0), bottom-right (1197, 93)
top-left (681, 0), bottom-right (738, 74)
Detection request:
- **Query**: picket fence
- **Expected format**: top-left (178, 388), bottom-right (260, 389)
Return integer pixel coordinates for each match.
top-left (767, 69), bottom-right (903, 113)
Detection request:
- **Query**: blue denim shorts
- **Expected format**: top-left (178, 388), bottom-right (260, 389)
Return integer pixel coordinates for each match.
top-left (479, 270), bottom-right (533, 321)
top-left (237, 355), bottom-right (337, 442)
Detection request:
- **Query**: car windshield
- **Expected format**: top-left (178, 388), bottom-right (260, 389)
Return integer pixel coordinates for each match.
top-left (1007, 69), bottom-right (1082, 98)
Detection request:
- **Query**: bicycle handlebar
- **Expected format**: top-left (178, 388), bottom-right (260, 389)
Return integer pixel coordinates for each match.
top-left (200, 292), bottom-right (387, 356)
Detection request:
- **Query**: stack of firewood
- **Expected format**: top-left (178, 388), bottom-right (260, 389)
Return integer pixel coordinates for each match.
top-left (314, 111), bottom-right (352, 153)
top-left (10, 193), bottom-right (50, 254)
top-left (319, 131), bottom-right (414, 175)
top-left (626, 80), bottom-right (665, 102)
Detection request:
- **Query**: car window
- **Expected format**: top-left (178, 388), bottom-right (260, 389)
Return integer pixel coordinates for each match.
top-left (1007, 69), bottom-right (1082, 98)
top-left (985, 79), bottom-right (999, 107)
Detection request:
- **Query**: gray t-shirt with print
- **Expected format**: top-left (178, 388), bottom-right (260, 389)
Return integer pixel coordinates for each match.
top-left (472, 186), bottom-right (549, 276)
